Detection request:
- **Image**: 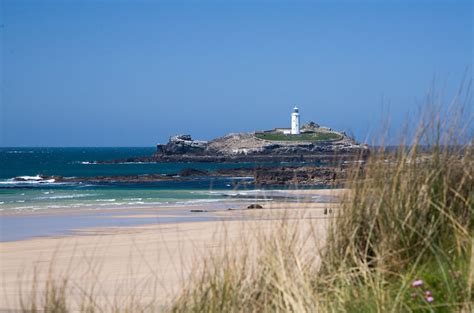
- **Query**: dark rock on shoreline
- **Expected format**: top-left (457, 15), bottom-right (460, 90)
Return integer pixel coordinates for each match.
top-left (178, 168), bottom-right (210, 176)
top-left (254, 166), bottom-right (347, 186)
top-left (96, 153), bottom-right (364, 165)
top-left (15, 164), bottom-right (348, 187)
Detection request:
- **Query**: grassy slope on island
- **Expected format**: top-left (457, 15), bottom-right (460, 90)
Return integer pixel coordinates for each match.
top-left (255, 131), bottom-right (342, 142)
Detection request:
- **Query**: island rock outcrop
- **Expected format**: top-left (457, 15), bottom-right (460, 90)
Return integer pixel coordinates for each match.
top-left (154, 129), bottom-right (368, 163)
top-left (157, 135), bottom-right (208, 155)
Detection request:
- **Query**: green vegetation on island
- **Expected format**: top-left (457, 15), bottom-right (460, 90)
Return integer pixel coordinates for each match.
top-left (255, 131), bottom-right (342, 142)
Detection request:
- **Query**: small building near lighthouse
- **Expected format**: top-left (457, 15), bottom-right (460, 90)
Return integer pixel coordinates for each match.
top-left (253, 106), bottom-right (346, 142)
top-left (291, 106), bottom-right (300, 134)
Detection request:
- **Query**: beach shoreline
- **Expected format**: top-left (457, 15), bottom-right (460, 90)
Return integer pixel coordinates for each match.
top-left (0, 189), bottom-right (342, 310)
top-left (0, 189), bottom-right (343, 242)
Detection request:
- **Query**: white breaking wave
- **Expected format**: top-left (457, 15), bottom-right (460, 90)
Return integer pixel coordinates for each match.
top-left (95, 199), bottom-right (116, 202)
top-left (203, 190), bottom-right (265, 197)
top-left (7, 206), bottom-right (39, 210)
top-left (175, 199), bottom-right (227, 205)
top-left (35, 193), bottom-right (99, 200)
top-left (6, 150), bottom-right (34, 154)
top-left (0, 175), bottom-right (57, 184)
top-left (16, 175), bottom-right (43, 181)
top-left (97, 202), bottom-right (126, 206)
top-left (115, 162), bottom-right (145, 164)
top-left (0, 178), bottom-right (75, 186)
top-left (79, 161), bottom-right (146, 165)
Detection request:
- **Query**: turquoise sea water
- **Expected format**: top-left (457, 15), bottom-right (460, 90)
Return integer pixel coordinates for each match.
top-left (0, 148), bottom-right (331, 241)
top-left (0, 147), bottom-right (313, 212)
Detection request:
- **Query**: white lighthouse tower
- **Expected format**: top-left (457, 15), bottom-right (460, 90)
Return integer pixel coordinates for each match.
top-left (291, 106), bottom-right (300, 134)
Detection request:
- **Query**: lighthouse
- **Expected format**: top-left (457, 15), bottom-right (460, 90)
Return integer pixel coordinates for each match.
top-left (291, 106), bottom-right (300, 134)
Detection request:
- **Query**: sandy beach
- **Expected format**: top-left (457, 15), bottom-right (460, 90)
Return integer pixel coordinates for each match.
top-left (0, 189), bottom-right (343, 311)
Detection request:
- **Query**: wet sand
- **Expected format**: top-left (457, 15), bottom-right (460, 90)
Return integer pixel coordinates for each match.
top-left (0, 189), bottom-right (343, 311)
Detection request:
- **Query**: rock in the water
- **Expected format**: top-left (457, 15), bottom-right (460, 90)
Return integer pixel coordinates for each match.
top-left (254, 166), bottom-right (346, 186)
top-left (178, 168), bottom-right (209, 176)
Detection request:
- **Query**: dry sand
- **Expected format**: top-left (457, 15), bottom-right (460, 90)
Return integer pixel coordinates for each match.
top-left (0, 189), bottom-right (343, 311)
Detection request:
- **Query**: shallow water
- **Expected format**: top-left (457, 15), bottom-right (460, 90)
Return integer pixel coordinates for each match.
top-left (0, 147), bottom-right (321, 212)
top-left (0, 207), bottom-right (233, 242)
top-left (0, 147), bottom-right (328, 241)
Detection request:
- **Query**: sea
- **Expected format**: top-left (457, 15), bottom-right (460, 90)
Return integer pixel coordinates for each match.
top-left (0, 147), bottom-right (325, 241)
top-left (0, 147), bottom-right (277, 212)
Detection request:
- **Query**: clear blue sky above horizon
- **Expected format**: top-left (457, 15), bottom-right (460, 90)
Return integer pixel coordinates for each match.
top-left (1, 0), bottom-right (472, 147)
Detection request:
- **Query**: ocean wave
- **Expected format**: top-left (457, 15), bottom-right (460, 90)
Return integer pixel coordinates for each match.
top-left (13, 206), bottom-right (38, 210)
top-left (95, 199), bottom-right (116, 202)
top-left (78, 161), bottom-right (148, 165)
top-left (97, 202), bottom-right (126, 206)
top-left (0, 178), bottom-right (55, 185)
top-left (35, 193), bottom-right (99, 200)
top-left (0, 178), bottom-right (76, 187)
top-left (16, 175), bottom-right (44, 181)
top-left (6, 150), bottom-right (34, 154)
top-left (175, 199), bottom-right (227, 205)
top-left (203, 190), bottom-right (264, 197)
top-left (113, 162), bottom-right (146, 164)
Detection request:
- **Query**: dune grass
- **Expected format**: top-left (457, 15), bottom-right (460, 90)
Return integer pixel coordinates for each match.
top-left (168, 146), bottom-right (472, 312)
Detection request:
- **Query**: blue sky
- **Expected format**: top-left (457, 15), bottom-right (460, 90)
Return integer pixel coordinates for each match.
top-left (1, 0), bottom-right (472, 146)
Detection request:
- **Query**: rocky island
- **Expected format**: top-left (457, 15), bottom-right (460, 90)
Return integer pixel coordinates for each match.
top-left (85, 114), bottom-right (368, 186)
top-left (102, 121), bottom-right (368, 164)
